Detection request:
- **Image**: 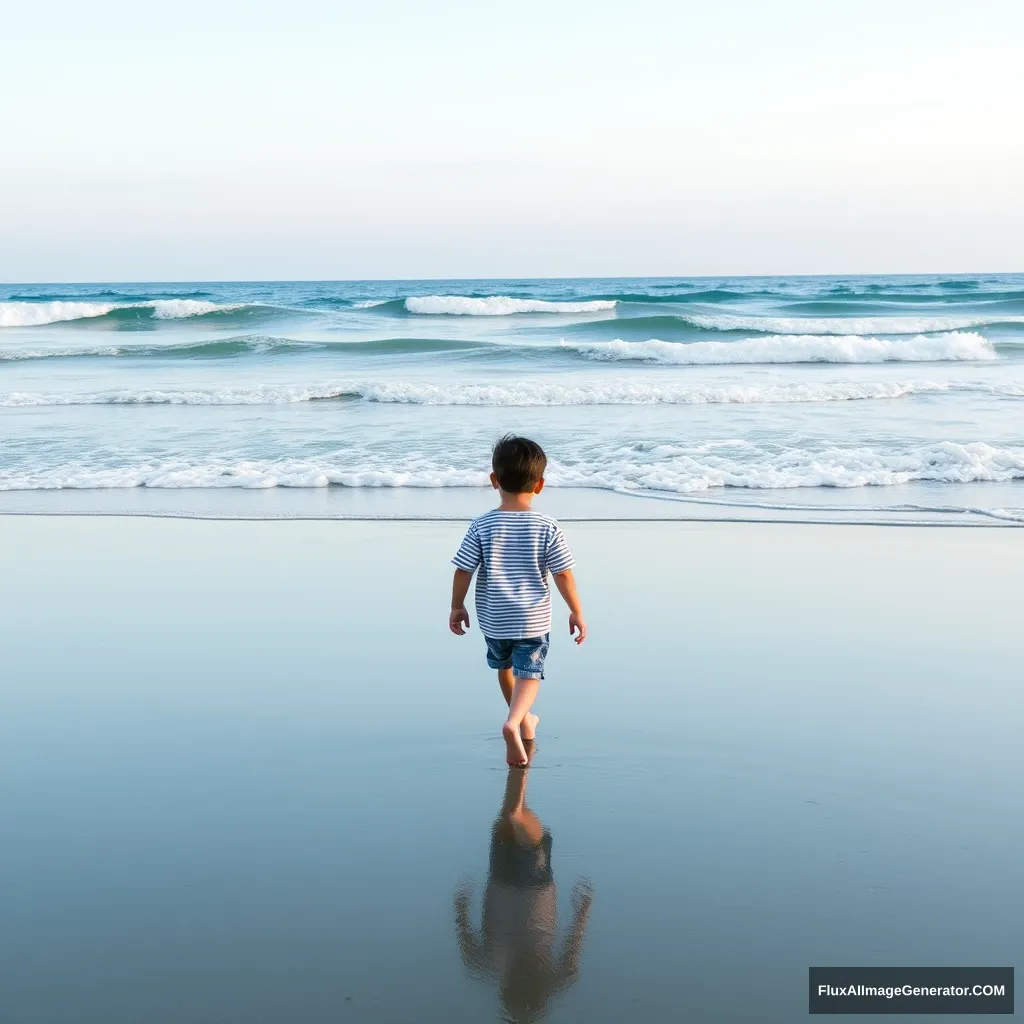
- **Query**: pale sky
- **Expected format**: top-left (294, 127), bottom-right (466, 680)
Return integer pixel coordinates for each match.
top-left (2, 0), bottom-right (1021, 281)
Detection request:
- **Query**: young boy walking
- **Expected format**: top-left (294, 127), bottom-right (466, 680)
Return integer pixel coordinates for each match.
top-left (449, 436), bottom-right (587, 768)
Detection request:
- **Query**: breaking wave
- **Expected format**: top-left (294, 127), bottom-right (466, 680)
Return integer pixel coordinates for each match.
top-left (683, 313), bottom-right (1024, 335)
top-left (0, 335), bottom-right (490, 362)
top-left (404, 296), bottom-right (617, 315)
top-left (4, 378), bottom-right (1023, 408)
top-left (4, 441), bottom-right (1023, 493)
top-left (569, 332), bottom-right (997, 364)
top-left (0, 299), bottom-right (242, 327)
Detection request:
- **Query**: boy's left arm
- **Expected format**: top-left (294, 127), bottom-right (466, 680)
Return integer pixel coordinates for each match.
top-left (547, 525), bottom-right (586, 644)
top-left (553, 569), bottom-right (587, 644)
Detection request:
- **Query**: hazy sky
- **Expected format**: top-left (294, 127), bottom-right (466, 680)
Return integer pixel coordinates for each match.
top-left (2, 0), bottom-right (1021, 280)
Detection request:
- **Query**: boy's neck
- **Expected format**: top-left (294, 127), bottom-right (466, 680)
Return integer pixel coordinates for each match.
top-left (497, 490), bottom-right (536, 512)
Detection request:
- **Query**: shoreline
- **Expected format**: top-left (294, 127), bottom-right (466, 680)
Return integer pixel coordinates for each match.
top-left (0, 509), bottom-right (1020, 528)
top-left (0, 484), bottom-right (1020, 527)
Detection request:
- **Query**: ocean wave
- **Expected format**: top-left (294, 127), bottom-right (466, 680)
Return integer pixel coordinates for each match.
top-left (6, 378), bottom-right (1022, 408)
top-left (1, 301), bottom-right (116, 327)
top-left (556, 314), bottom-right (713, 341)
top-left (4, 441), bottom-right (1022, 493)
top-left (0, 299), bottom-right (237, 327)
top-left (581, 289), bottom-right (764, 304)
top-left (569, 332), bottom-right (997, 364)
top-left (0, 331), bottom-right (1001, 365)
top-left (0, 335), bottom-right (489, 362)
top-left (149, 299), bottom-right (225, 319)
top-left (777, 294), bottom-right (1024, 313)
top-left (0, 337), bottom-right (318, 361)
top-left (404, 295), bottom-right (617, 315)
top-left (0, 385), bottom-right (362, 407)
top-left (563, 440), bottom-right (1024, 493)
top-left (684, 313), bottom-right (1024, 335)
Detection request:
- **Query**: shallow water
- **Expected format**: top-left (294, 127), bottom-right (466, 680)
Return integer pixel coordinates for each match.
top-left (0, 519), bottom-right (1020, 1022)
top-left (2, 276), bottom-right (1024, 523)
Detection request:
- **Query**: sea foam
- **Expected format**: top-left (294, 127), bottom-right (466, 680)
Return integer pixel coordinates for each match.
top-left (404, 296), bottom-right (617, 315)
top-left (4, 441), bottom-right (1023, 493)
top-left (685, 313), bottom-right (1024, 335)
top-left (568, 332), bottom-right (997, 364)
top-left (0, 301), bottom-right (116, 327)
top-left (149, 299), bottom-right (224, 318)
top-left (0, 299), bottom-right (231, 327)
top-left (7, 378), bottom-right (1022, 408)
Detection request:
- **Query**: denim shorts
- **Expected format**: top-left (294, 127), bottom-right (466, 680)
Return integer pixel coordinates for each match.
top-left (484, 634), bottom-right (550, 679)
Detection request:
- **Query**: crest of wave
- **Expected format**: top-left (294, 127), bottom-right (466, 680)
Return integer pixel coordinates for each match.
top-left (687, 313), bottom-right (1024, 335)
top-left (569, 332), bottom-right (997, 364)
top-left (0, 301), bottom-right (116, 327)
top-left (4, 442), bottom-right (1024, 494)
top-left (6, 378), bottom-right (1024, 408)
top-left (0, 298), bottom-right (226, 327)
top-left (547, 440), bottom-right (1024, 492)
top-left (405, 295), bottom-right (616, 315)
top-left (149, 299), bottom-right (224, 318)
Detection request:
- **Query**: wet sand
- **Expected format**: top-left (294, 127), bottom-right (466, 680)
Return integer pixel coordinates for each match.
top-left (0, 518), bottom-right (1020, 1022)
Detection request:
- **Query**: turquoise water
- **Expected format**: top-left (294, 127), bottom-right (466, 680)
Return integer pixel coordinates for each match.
top-left (2, 276), bottom-right (1023, 522)
top-left (1, 519), bottom-right (1020, 1022)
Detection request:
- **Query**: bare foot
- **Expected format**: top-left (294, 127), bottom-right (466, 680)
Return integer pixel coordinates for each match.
top-left (502, 721), bottom-right (529, 768)
top-left (521, 713), bottom-right (540, 741)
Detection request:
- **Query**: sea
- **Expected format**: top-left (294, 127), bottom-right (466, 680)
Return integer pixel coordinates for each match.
top-left (2, 275), bottom-right (1023, 524)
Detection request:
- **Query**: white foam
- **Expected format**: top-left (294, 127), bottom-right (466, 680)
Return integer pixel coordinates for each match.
top-left (0, 384), bottom-right (355, 406)
top-left (0, 298), bottom-right (231, 327)
top-left (0, 459), bottom-right (486, 491)
top-left (569, 332), bottom-right (997, 365)
top-left (552, 440), bottom-right (1024, 492)
top-left (352, 378), bottom-right (1024, 405)
top-left (0, 301), bottom-right (116, 327)
top-left (987, 507), bottom-right (1024, 522)
top-left (149, 299), bottom-right (224, 318)
top-left (5, 442), bottom-right (1023, 494)
top-left (405, 295), bottom-right (617, 315)
top-left (352, 299), bottom-right (391, 309)
top-left (686, 313), bottom-right (1024, 335)
top-left (6, 377), bottom-right (1022, 408)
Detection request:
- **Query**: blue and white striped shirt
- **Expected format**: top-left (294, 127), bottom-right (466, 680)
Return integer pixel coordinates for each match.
top-left (452, 509), bottom-right (576, 639)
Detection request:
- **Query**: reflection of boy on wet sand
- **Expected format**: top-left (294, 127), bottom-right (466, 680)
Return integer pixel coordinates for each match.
top-left (455, 763), bottom-right (594, 1024)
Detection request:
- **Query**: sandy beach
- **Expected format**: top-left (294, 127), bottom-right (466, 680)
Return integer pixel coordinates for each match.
top-left (1, 516), bottom-right (1020, 1022)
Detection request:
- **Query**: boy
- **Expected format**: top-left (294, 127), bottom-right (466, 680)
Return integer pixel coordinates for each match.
top-left (449, 436), bottom-right (586, 768)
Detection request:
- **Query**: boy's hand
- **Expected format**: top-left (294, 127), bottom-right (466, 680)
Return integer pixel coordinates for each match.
top-left (569, 612), bottom-right (587, 645)
top-left (449, 606), bottom-right (470, 636)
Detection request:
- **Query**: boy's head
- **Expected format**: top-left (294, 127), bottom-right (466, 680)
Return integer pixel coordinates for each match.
top-left (491, 435), bottom-right (547, 495)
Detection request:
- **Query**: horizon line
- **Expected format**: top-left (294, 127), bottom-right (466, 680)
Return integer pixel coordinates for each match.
top-left (3, 270), bottom-right (1021, 287)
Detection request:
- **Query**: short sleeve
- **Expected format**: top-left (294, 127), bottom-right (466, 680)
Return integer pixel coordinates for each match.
top-left (544, 525), bottom-right (575, 575)
top-left (452, 522), bottom-right (483, 572)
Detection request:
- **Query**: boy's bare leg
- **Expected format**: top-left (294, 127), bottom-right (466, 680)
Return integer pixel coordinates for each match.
top-left (497, 667), bottom-right (514, 704)
top-left (502, 677), bottom-right (540, 767)
top-left (498, 668), bottom-right (539, 740)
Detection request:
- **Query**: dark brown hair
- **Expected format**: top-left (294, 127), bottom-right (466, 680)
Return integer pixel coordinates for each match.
top-left (492, 435), bottom-right (547, 493)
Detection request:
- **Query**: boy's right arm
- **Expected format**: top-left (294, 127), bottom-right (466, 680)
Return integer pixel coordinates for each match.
top-left (449, 569), bottom-right (473, 635)
top-left (450, 521), bottom-right (481, 636)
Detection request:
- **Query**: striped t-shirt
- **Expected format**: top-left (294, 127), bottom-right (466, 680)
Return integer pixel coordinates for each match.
top-left (452, 509), bottom-right (576, 640)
